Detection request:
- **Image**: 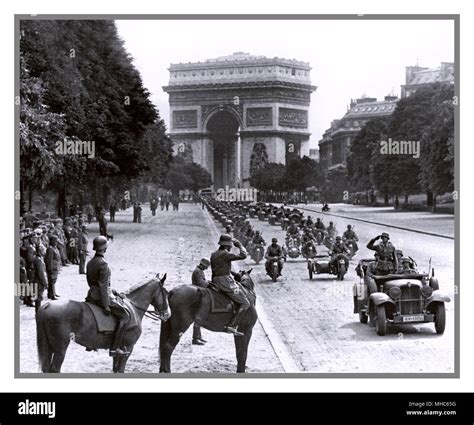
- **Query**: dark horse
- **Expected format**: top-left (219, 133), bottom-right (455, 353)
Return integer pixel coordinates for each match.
top-left (159, 270), bottom-right (257, 373)
top-left (36, 274), bottom-right (170, 373)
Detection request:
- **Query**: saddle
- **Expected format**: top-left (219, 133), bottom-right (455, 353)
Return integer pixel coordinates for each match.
top-left (84, 298), bottom-right (139, 333)
top-left (206, 285), bottom-right (235, 313)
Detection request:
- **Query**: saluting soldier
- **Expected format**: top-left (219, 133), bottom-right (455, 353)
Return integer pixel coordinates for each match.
top-left (210, 235), bottom-right (249, 336)
top-left (86, 236), bottom-right (130, 357)
top-left (191, 258), bottom-right (211, 345)
top-left (366, 232), bottom-right (398, 275)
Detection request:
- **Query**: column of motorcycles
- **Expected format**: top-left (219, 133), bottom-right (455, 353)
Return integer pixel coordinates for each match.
top-left (203, 199), bottom-right (358, 282)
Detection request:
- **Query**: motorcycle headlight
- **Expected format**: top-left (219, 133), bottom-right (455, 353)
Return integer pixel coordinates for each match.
top-left (421, 286), bottom-right (433, 298)
top-left (388, 287), bottom-right (401, 300)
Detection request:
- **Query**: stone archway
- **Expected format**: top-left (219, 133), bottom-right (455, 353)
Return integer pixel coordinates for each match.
top-left (206, 110), bottom-right (240, 189)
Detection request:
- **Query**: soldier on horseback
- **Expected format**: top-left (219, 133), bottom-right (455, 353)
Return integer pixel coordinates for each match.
top-left (86, 235), bottom-right (130, 357)
top-left (210, 234), bottom-right (249, 336)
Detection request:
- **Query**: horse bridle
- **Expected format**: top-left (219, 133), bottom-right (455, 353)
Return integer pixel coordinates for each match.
top-left (126, 281), bottom-right (169, 322)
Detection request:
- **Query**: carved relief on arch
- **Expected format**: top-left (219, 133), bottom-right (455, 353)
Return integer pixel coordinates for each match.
top-left (201, 104), bottom-right (243, 130)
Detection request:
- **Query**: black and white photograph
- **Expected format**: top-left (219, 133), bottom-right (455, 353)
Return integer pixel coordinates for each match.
top-left (16, 15), bottom-right (457, 376)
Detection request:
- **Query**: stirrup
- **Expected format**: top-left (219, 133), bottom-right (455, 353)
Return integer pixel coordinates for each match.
top-left (109, 348), bottom-right (130, 357)
top-left (224, 326), bottom-right (244, 336)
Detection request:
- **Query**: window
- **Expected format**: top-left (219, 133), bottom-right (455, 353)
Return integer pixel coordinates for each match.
top-left (291, 68), bottom-right (296, 76)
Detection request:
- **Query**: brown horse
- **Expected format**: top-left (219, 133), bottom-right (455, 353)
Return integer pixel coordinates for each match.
top-left (159, 270), bottom-right (257, 373)
top-left (36, 273), bottom-right (170, 373)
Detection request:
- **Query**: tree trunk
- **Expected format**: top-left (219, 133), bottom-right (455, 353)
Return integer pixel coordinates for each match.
top-left (426, 190), bottom-right (433, 208)
top-left (20, 179), bottom-right (26, 216)
top-left (432, 195), bottom-right (437, 213)
top-left (384, 193), bottom-right (389, 206)
top-left (404, 194), bottom-right (409, 205)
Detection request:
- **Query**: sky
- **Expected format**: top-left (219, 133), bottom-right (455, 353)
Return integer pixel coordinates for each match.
top-left (115, 19), bottom-right (455, 149)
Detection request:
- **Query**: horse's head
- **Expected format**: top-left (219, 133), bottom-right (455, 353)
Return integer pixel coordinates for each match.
top-left (238, 269), bottom-right (255, 291)
top-left (151, 273), bottom-right (171, 321)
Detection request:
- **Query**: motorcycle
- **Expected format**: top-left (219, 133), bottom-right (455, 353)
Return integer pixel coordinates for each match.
top-left (302, 241), bottom-right (317, 259)
top-left (267, 256), bottom-right (282, 282)
top-left (330, 253), bottom-right (347, 280)
top-left (286, 236), bottom-right (301, 259)
top-left (344, 238), bottom-right (358, 259)
top-left (314, 229), bottom-right (324, 245)
top-left (268, 214), bottom-right (277, 226)
top-left (323, 234), bottom-right (335, 250)
top-left (251, 243), bottom-right (265, 265)
top-left (322, 203), bottom-right (330, 212)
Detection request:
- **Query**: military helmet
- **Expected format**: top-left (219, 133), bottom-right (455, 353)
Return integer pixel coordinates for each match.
top-left (381, 232), bottom-right (390, 239)
top-left (330, 221), bottom-right (334, 226)
top-left (48, 235), bottom-right (58, 243)
top-left (218, 234), bottom-right (233, 247)
top-left (199, 258), bottom-right (211, 268)
top-left (256, 230), bottom-right (260, 235)
top-left (347, 225), bottom-right (352, 229)
top-left (336, 236), bottom-right (342, 241)
top-left (93, 235), bottom-right (108, 251)
top-left (271, 237), bottom-right (278, 243)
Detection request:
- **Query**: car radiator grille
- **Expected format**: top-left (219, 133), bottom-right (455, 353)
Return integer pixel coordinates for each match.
top-left (400, 285), bottom-right (421, 315)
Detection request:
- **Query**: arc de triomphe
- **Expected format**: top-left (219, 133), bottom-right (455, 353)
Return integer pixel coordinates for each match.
top-left (163, 52), bottom-right (316, 190)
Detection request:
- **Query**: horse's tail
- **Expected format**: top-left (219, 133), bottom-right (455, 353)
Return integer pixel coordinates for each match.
top-left (36, 306), bottom-right (53, 373)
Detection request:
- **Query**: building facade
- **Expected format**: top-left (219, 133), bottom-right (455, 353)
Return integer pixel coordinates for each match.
top-left (401, 62), bottom-right (454, 98)
top-left (318, 95), bottom-right (398, 172)
top-left (163, 52), bottom-right (316, 189)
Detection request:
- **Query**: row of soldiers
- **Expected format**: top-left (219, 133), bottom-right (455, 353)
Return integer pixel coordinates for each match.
top-left (19, 215), bottom-right (89, 311)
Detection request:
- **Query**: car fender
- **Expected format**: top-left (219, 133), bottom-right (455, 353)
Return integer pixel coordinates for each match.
top-left (369, 292), bottom-right (395, 307)
top-left (426, 291), bottom-right (451, 309)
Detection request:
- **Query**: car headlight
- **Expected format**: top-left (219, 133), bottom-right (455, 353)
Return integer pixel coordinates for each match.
top-left (421, 286), bottom-right (433, 298)
top-left (388, 287), bottom-right (401, 300)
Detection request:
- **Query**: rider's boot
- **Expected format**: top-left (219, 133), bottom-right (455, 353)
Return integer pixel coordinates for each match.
top-left (225, 306), bottom-right (247, 336)
top-left (109, 319), bottom-right (130, 357)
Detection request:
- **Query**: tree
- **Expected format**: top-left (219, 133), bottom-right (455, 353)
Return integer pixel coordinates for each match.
top-left (250, 162), bottom-right (286, 193)
top-left (346, 116), bottom-right (390, 192)
top-left (163, 156), bottom-right (212, 194)
top-left (284, 156), bottom-right (322, 192)
top-left (321, 165), bottom-right (348, 203)
top-left (20, 20), bottom-right (162, 214)
top-left (419, 99), bottom-right (455, 211)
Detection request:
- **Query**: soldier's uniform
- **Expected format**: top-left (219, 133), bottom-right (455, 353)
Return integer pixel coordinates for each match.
top-left (366, 232), bottom-right (397, 275)
top-left (191, 259), bottom-right (210, 344)
top-left (77, 226), bottom-right (88, 275)
top-left (343, 226), bottom-right (359, 252)
top-left (314, 219), bottom-right (325, 230)
top-left (33, 245), bottom-right (49, 312)
top-left (330, 238), bottom-right (350, 269)
top-left (86, 236), bottom-right (129, 356)
top-left (210, 235), bottom-right (249, 335)
top-left (45, 236), bottom-right (61, 299)
top-left (265, 240), bottom-right (284, 275)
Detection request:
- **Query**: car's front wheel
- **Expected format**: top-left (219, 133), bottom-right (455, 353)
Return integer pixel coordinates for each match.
top-left (375, 305), bottom-right (387, 336)
top-left (434, 303), bottom-right (446, 334)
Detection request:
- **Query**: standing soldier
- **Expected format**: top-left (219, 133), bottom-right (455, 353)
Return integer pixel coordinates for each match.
top-left (191, 258), bottom-right (211, 345)
top-left (150, 198), bottom-right (157, 216)
top-left (86, 236), bottom-right (130, 357)
top-left (21, 231), bottom-right (37, 307)
top-left (77, 224), bottom-right (89, 275)
top-left (210, 235), bottom-right (249, 336)
top-left (53, 219), bottom-right (69, 266)
top-left (45, 235), bottom-right (61, 300)
top-left (133, 202), bottom-right (138, 222)
top-left (86, 203), bottom-right (94, 224)
top-left (33, 243), bottom-right (49, 312)
top-left (366, 232), bottom-right (398, 275)
top-left (137, 203), bottom-right (142, 223)
top-left (98, 209), bottom-right (108, 236)
top-left (109, 201), bottom-right (116, 223)
top-left (68, 221), bottom-right (79, 265)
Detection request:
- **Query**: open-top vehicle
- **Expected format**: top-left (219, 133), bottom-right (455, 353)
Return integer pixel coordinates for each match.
top-left (353, 259), bottom-right (450, 336)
